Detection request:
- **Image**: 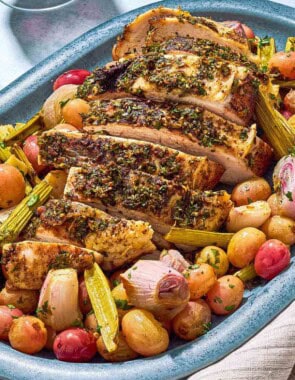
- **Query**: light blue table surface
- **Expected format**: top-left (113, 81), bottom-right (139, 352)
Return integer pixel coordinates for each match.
top-left (0, 0), bottom-right (294, 90)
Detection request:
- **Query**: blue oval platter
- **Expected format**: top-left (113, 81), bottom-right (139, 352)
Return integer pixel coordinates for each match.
top-left (0, 0), bottom-right (295, 379)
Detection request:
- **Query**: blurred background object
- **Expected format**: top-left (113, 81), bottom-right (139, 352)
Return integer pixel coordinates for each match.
top-left (0, 0), bottom-right (159, 89)
top-left (0, 0), bottom-right (293, 89)
top-left (0, 0), bottom-right (74, 11)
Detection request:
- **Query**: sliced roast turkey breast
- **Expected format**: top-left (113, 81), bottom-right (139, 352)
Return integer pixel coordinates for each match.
top-left (38, 130), bottom-right (223, 190)
top-left (81, 98), bottom-right (272, 184)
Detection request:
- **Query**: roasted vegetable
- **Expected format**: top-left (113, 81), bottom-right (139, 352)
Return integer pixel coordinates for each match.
top-left (0, 285), bottom-right (38, 314)
top-left (37, 269), bottom-right (82, 331)
top-left (254, 239), bottom-right (291, 280)
top-left (234, 264), bottom-right (257, 282)
top-left (159, 249), bottom-right (190, 273)
top-left (165, 228), bottom-right (234, 248)
top-left (84, 263), bottom-right (119, 353)
top-left (273, 154), bottom-right (295, 219)
top-left (269, 51), bottom-right (295, 80)
top-left (227, 227), bottom-right (266, 268)
top-left (0, 114), bottom-right (41, 145)
top-left (261, 215), bottom-right (295, 245)
top-left (44, 170), bottom-right (68, 199)
top-left (226, 201), bottom-right (271, 232)
top-left (256, 87), bottom-right (294, 158)
top-left (120, 260), bottom-right (189, 320)
top-left (184, 263), bottom-right (216, 300)
top-left (41, 84), bottom-right (77, 129)
top-left (196, 246), bottom-right (229, 277)
top-left (257, 36), bottom-right (275, 71)
top-left (172, 300), bottom-right (211, 341)
top-left (285, 37), bottom-right (295, 53)
top-left (0, 180), bottom-right (52, 247)
top-left (8, 316), bottom-right (47, 354)
top-left (0, 164), bottom-right (26, 208)
top-left (231, 177), bottom-right (271, 206)
top-left (206, 275), bottom-right (244, 315)
top-left (122, 309), bottom-right (169, 357)
top-left (96, 331), bottom-right (138, 362)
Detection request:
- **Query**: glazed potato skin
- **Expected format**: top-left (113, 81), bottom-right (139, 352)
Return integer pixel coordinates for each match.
top-left (267, 194), bottom-right (282, 216)
top-left (227, 228), bottom-right (266, 268)
top-left (9, 316), bottom-right (47, 354)
top-left (0, 164), bottom-right (26, 208)
top-left (122, 309), bottom-right (169, 357)
top-left (0, 286), bottom-right (39, 314)
top-left (62, 99), bottom-right (90, 130)
top-left (206, 275), bottom-right (244, 315)
top-left (84, 312), bottom-right (98, 333)
top-left (231, 178), bottom-right (271, 206)
top-left (172, 300), bottom-right (211, 341)
top-left (261, 216), bottom-right (295, 245)
top-left (97, 331), bottom-right (138, 362)
top-left (196, 246), bottom-right (229, 277)
top-left (226, 201), bottom-right (271, 232)
top-left (183, 264), bottom-right (216, 300)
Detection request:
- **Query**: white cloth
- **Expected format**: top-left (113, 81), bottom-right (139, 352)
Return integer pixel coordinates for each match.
top-left (189, 302), bottom-right (295, 380)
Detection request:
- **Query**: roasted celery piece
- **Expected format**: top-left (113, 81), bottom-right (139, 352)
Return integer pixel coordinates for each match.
top-left (234, 264), bottom-right (257, 282)
top-left (164, 228), bottom-right (234, 248)
top-left (0, 180), bottom-right (52, 247)
top-left (273, 80), bottom-right (295, 88)
top-left (0, 125), bottom-right (15, 141)
top-left (5, 155), bottom-right (28, 176)
top-left (13, 145), bottom-right (40, 185)
top-left (0, 146), bottom-right (12, 162)
top-left (285, 37), bottom-right (295, 52)
top-left (257, 36), bottom-right (275, 71)
top-left (84, 263), bottom-right (118, 353)
top-left (3, 113), bottom-right (41, 145)
top-left (256, 87), bottom-right (295, 158)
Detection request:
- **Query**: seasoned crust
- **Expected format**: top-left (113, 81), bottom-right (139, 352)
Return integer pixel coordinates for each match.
top-left (113, 7), bottom-right (259, 63)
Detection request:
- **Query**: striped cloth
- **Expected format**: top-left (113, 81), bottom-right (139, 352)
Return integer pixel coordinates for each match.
top-left (189, 302), bottom-right (295, 380)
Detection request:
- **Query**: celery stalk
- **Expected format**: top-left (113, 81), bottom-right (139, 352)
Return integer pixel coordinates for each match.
top-left (256, 87), bottom-right (295, 158)
top-left (234, 264), bottom-right (257, 282)
top-left (13, 145), bottom-right (40, 185)
top-left (164, 228), bottom-right (234, 248)
top-left (0, 180), bottom-right (52, 247)
top-left (84, 263), bottom-right (118, 353)
top-left (285, 37), bottom-right (295, 52)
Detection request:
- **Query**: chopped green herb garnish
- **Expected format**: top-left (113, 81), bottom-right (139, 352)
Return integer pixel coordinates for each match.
top-left (188, 264), bottom-right (200, 270)
top-left (202, 322), bottom-right (212, 332)
top-left (286, 191), bottom-right (293, 201)
top-left (27, 194), bottom-right (40, 207)
top-left (114, 299), bottom-right (132, 310)
top-left (214, 297), bottom-right (223, 304)
top-left (36, 300), bottom-right (52, 316)
top-left (225, 305), bottom-right (235, 311)
top-left (71, 319), bottom-right (83, 328)
top-left (59, 99), bottom-right (70, 108)
top-left (258, 36), bottom-right (271, 48)
top-left (112, 279), bottom-right (121, 287)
